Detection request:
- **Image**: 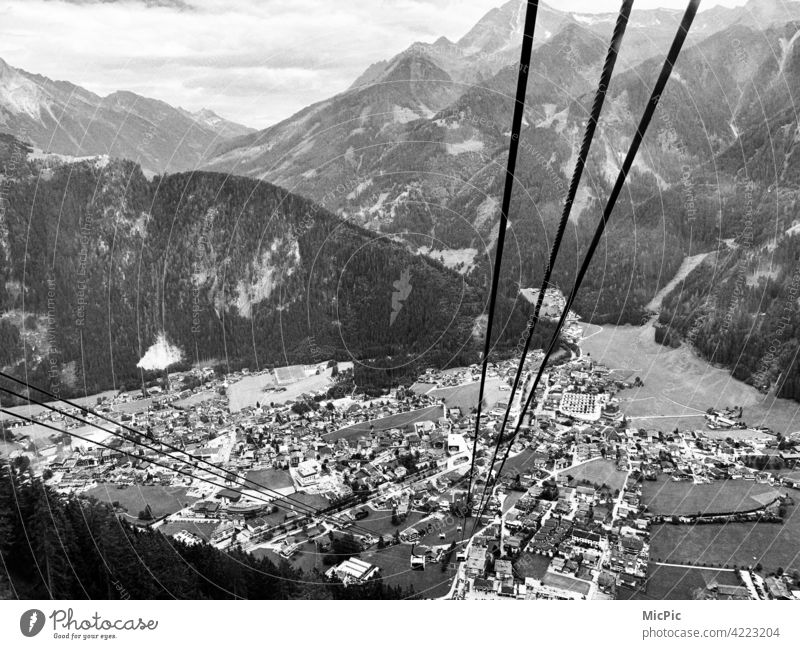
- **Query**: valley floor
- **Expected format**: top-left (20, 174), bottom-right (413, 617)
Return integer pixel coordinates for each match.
top-left (580, 322), bottom-right (800, 436)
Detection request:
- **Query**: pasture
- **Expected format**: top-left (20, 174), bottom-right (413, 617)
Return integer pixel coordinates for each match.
top-left (564, 459), bottom-right (628, 491)
top-left (642, 477), bottom-right (780, 516)
top-left (649, 498), bottom-right (800, 573)
top-left (84, 484), bottom-right (196, 518)
top-left (324, 405), bottom-right (444, 442)
top-left (581, 323), bottom-right (800, 435)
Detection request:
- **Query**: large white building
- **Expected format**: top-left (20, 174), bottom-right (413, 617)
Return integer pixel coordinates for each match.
top-left (293, 459), bottom-right (321, 487)
top-left (558, 392), bottom-right (608, 422)
top-left (325, 558), bottom-right (380, 585)
top-left (446, 432), bottom-right (470, 469)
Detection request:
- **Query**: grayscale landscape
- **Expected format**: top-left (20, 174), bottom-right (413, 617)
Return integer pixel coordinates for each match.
top-left (1, 0), bottom-right (799, 604)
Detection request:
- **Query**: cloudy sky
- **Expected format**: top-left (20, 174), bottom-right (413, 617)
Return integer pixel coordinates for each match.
top-left (0, 0), bottom-right (752, 129)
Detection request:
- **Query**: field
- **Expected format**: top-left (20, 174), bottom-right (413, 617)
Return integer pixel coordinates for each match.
top-left (10, 423), bottom-right (67, 444)
top-left (541, 571), bottom-right (591, 597)
top-left (274, 365), bottom-right (309, 384)
top-left (352, 509), bottom-right (427, 539)
top-left (621, 563), bottom-right (742, 600)
top-left (502, 491), bottom-right (526, 513)
top-left (564, 459), bottom-right (628, 491)
top-left (272, 541), bottom-right (329, 575)
top-left (228, 367), bottom-right (335, 412)
top-left (110, 397), bottom-right (156, 415)
top-left (8, 421), bottom-right (116, 450)
top-left (410, 381), bottom-right (436, 394)
top-left (649, 499), bottom-right (800, 573)
top-left (412, 512), bottom-right (466, 545)
top-left (424, 378), bottom-right (506, 413)
top-left (495, 448), bottom-right (537, 478)
top-left (701, 428), bottom-right (773, 442)
top-left (324, 405), bottom-right (444, 442)
top-left (581, 322), bottom-right (800, 435)
top-left (84, 484), bottom-right (196, 518)
top-left (512, 553), bottom-right (551, 581)
top-left (70, 424), bottom-right (119, 448)
top-left (245, 468), bottom-right (294, 492)
top-left (159, 520), bottom-right (220, 542)
top-left (173, 390), bottom-right (218, 408)
top-left (227, 373), bottom-right (275, 411)
top-left (277, 491), bottom-right (330, 511)
top-left (0, 389), bottom-right (118, 423)
top-left (642, 477), bottom-right (780, 516)
top-left (361, 543), bottom-right (454, 598)
top-left (254, 538), bottom-right (456, 597)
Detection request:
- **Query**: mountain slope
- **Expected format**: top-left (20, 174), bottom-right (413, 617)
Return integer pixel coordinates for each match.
top-left (203, 13), bottom-right (800, 325)
top-left (651, 20), bottom-right (800, 399)
top-left (0, 57), bottom-right (254, 175)
top-left (0, 138), bottom-right (543, 396)
top-left (206, 50), bottom-right (461, 191)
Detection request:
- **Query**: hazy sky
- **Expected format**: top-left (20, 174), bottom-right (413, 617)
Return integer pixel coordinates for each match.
top-left (0, 0), bottom-right (754, 129)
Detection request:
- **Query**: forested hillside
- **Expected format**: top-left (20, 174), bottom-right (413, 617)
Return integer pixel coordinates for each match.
top-left (657, 236), bottom-right (800, 401)
top-left (0, 135), bottom-right (545, 398)
top-left (652, 18), bottom-right (800, 400)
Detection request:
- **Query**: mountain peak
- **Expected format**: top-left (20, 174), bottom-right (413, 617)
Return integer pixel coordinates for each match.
top-left (179, 105), bottom-right (255, 138)
top-left (380, 50), bottom-right (451, 84)
top-left (0, 59), bottom-right (46, 120)
top-left (432, 36), bottom-right (454, 48)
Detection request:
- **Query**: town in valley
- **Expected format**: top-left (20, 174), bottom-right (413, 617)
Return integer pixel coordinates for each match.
top-left (4, 296), bottom-right (799, 601)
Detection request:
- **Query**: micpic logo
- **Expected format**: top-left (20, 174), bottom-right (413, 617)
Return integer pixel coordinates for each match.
top-left (20, 609), bottom-right (46, 637)
top-left (390, 267), bottom-right (412, 325)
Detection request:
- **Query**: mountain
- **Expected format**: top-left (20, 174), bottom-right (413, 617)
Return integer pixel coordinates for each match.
top-left (201, 16), bottom-right (692, 320)
top-left (0, 136), bottom-right (545, 397)
top-left (202, 0), bottom-right (800, 201)
top-left (179, 106), bottom-right (254, 140)
top-left (202, 21), bottom-right (610, 259)
top-left (206, 49), bottom-right (461, 193)
top-left (201, 1), bottom-right (800, 269)
top-left (202, 3), bottom-right (800, 398)
top-left (651, 18), bottom-right (800, 400)
top-left (4, 0), bottom-right (800, 400)
top-left (356, 0), bottom-right (800, 89)
top-left (0, 56), bottom-right (254, 175)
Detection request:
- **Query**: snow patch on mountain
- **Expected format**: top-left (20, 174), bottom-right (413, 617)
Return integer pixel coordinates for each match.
top-left (778, 29), bottom-right (800, 74)
top-left (137, 333), bottom-right (184, 370)
top-left (418, 246), bottom-right (478, 273)
top-left (572, 14), bottom-right (607, 25)
top-left (393, 105), bottom-right (421, 123)
top-left (445, 138), bottom-right (484, 155)
top-left (234, 237), bottom-right (300, 318)
top-left (474, 195), bottom-right (498, 231)
top-left (370, 192), bottom-right (390, 214)
top-left (537, 104), bottom-right (568, 133)
top-left (347, 178), bottom-right (373, 200)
